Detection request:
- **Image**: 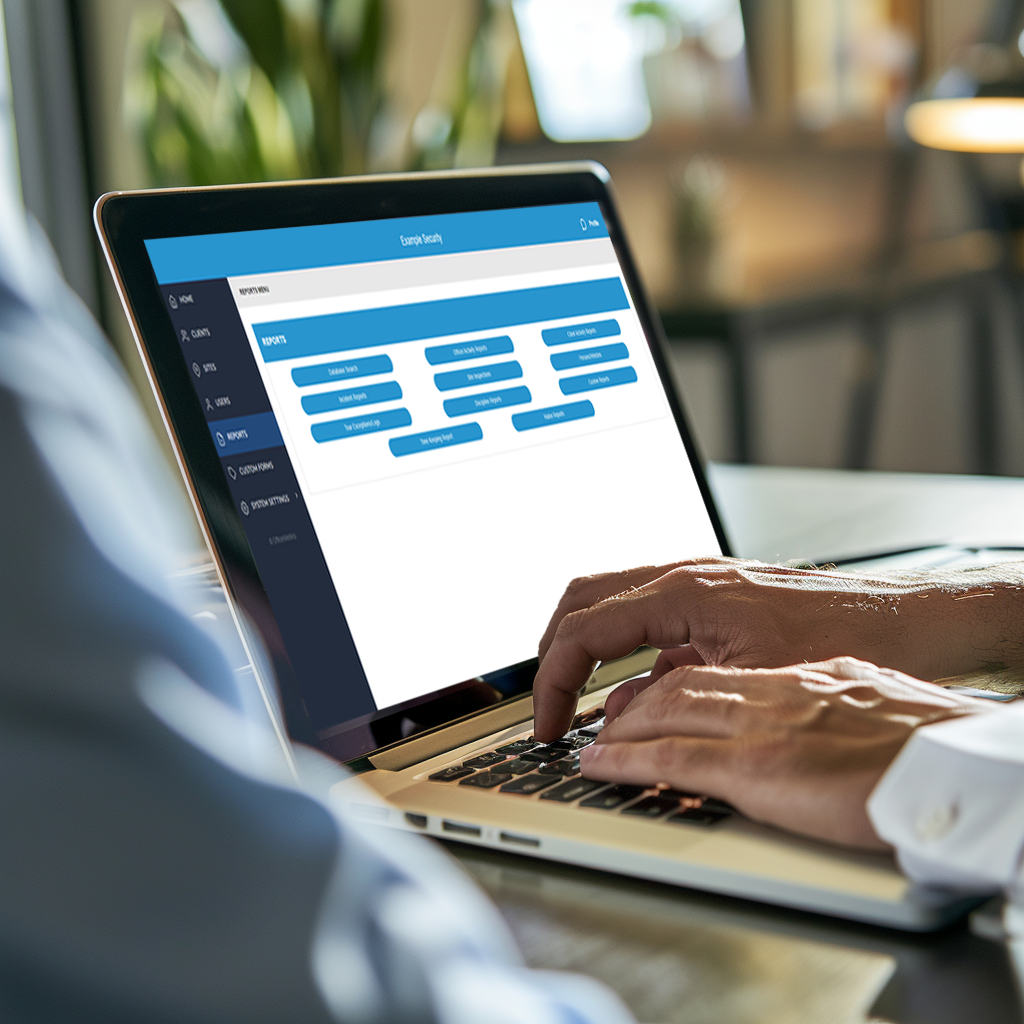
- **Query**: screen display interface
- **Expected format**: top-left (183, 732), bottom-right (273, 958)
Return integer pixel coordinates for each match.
top-left (145, 202), bottom-right (723, 741)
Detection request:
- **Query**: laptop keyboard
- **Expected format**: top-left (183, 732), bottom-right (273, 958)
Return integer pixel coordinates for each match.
top-left (425, 707), bottom-right (733, 827)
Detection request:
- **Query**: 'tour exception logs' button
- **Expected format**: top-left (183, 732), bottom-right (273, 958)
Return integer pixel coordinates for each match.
top-left (311, 407), bottom-right (411, 443)
top-left (389, 422), bottom-right (483, 457)
top-left (558, 365), bottom-right (637, 395)
top-left (512, 400), bottom-right (594, 432)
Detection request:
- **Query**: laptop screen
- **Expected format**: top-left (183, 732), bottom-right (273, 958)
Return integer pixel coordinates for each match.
top-left (144, 200), bottom-right (722, 754)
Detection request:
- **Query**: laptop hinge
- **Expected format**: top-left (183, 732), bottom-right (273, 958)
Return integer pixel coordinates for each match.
top-left (366, 647), bottom-right (658, 772)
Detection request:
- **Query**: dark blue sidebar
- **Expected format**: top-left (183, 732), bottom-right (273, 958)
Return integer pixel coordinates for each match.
top-left (160, 277), bottom-right (376, 732)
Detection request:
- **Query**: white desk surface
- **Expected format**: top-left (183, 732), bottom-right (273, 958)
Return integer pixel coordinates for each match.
top-left (708, 463), bottom-right (1024, 564)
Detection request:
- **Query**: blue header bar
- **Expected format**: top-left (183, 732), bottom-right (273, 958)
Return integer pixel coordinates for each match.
top-left (145, 203), bottom-right (608, 285)
top-left (254, 277), bottom-right (630, 363)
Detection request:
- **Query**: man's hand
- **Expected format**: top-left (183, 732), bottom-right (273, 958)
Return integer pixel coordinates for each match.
top-left (581, 657), bottom-right (986, 848)
top-left (533, 558), bottom-right (1024, 742)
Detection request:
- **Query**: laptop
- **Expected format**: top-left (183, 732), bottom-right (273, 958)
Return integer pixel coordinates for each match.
top-left (95, 163), bottom-right (977, 931)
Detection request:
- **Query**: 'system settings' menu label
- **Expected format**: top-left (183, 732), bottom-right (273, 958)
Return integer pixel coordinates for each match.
top-left (147, 204), bottom-right (721, 721)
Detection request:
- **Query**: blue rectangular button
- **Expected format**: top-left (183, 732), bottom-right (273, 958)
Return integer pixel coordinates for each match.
top-left (292, 355), bottom-right (393, 387)
top-left (210, 412), bottom-right (283, 456)
top-left (443, 386), bottom-right (531, 417)
top-left (434, 360), bottom-right (522, 392)
top-left (550, 342), bottom-right (629, 371)
top-left (425, 336), bottom-right (513, 365)
top-left (559, 366), bottom-right (638, 395)
top-left (301, 381), bottom-right (402, 415)
top-left (512, 401), bottom-right (595, 432)
top-left (311, 407), bottom-right (411, 443)
top-left (389, 422), bottom-right (483, 457)
top-left (542, 319), bottom-right (621, 347)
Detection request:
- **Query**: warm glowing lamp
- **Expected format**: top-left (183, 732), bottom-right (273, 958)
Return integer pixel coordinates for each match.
top-left (905, 97), bottom-right (1024, 152)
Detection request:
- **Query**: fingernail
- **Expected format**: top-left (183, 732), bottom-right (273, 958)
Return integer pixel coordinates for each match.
top-left (580, 744), bottom-right (601, 765)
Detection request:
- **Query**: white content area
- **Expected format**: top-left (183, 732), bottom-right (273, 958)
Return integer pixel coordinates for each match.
top-left (229, 239), bottom-right (722, 710)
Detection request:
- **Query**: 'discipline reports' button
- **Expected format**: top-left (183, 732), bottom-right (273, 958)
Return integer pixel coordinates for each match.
top-left (542, 319), bottom-right (621, 347)
top-left (292, 354), bottom-right (393, 387)
top-left (301, 381), bottom-right (402, 415)
top-left (550, 342), bottom-right (628, 371)
top-left (512, 400), bottom-right (594, 432)
top-left (559, 365), bottom-right (637, 395)
top-left (434, 360), bottom-right (522, 392)
top-left (443, 386), bottom-right (531, 417)
top-left (389, 422), bottom-right (483, 457)
top-left (311, 407), bottom-right (411, 443)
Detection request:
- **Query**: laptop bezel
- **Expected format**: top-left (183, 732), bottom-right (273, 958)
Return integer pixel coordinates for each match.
top-left (95, 162), bottom-right (733, 761)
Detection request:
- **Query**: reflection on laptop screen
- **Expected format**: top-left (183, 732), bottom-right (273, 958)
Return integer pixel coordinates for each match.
top-left (145, 202), bottom-right (722, 739)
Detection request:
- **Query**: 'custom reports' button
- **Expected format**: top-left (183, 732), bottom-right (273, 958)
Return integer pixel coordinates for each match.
top-left (443, 386), bottom-right (531, 417)
top-left (542, 319), bottom-right (621, 347)
top-left (434, 360), bottom-right (522, 392)
top-left (550, 342), bottom-right (628, 371)
top-left (512, 400), bottom-right (594, 432)
top-left (389, 422), bottom-right (483, 457)
top-left (559, 365), bottom-right (637, 395)
top-left (311, 407), bottom-right (411, 443)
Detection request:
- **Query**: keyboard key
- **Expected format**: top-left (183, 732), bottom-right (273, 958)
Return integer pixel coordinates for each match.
top-left (656, 788), bottom-right (702, 800)
top-left (537, 758), bottom-right (580, 776)
top-left (540, 778), bottom-right (608, 803)
top-left (622, 796), bottom-right (678, 819)
top-left (502, 758), bottom-right (539, 775)
top-left (429, 766), bottom-right (475, 782)
top-left (579, 784), bottom-right (644, 810)
top-left (571, 707), bottom-right (605, 728)
top-left (459, 771), bottom-right (513, 788)
top-left (699, 798), bottom-right (735, 814)
top-left (462, 751), bottom-right (508, 769)
top-left (519, 745), bottom-right (572, 763)
top-left (495, 739), bottom-right (538, 755)
top-left (577, 725), bottom-right (604, 738)
top-left (500, 774), bottom-right (560, 795)
top-left (666, 807), bottom-right (732, 827)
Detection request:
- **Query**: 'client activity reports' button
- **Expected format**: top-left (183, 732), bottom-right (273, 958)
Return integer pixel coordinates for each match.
top-left (542, 319), bottom-right (620, 347)
top-left (389, 422), bottom-right (483, 457)
top-left (559, 366), bottom-right (637, 395)
top-left (512, 400), bottom-right (594, 432)
top-left (311, 407), bottom-right (411, 443)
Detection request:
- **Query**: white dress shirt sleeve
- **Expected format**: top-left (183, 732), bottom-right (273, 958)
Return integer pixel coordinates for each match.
top-left (867, 704), bottom-right (1024, 891)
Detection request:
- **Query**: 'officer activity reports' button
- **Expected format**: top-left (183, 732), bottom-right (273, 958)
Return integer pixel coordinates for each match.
top-left (311, 407), bottom-right (411, 443)
top-left (512, 400), bottom-right (594, 432)
top-left (389, 422), bottom-right (483, 457)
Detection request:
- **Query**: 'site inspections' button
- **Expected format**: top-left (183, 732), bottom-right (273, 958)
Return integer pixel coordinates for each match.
top-left (301, 381), bottom-right (402, 415)
top-left (512, 400), bottom-right (595, 432)
top-left (443, 386), bottom-right (531, 417)
top-left (291, 354), bottom-right (393, 387)
top-left (542, 319), bottom-right (621, 347)
top-left (389, 422), bottom-right (483, 456)
top-left (559, 366), bottom-right (637, 395)
top-left (425, 335), bottom-right (513, 365)
top-left (434, 360), bottom-right (522, 392)
top-left (311, 407), bottom-right (411, 443)
top-left (550, 342), bottom-right (629, 371)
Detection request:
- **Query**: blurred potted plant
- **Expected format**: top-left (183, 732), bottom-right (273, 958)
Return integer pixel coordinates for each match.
top-left (126, 0), bottom-right (387, 185)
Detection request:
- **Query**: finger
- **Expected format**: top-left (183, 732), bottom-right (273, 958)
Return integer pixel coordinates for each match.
top-left (534, 574), bottom-right (704, 740)
top-left (603, 646), bottom-right (705, 724)
top-left (537, 563), bottom-right (685, 663)
top-left (580, 735), bottom-right (736, 800)
top-left (599, 665), bottom-right (765, 743)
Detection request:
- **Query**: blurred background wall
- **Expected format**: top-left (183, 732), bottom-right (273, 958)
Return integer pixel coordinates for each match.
top-left (5, 0), bottom-right (1024, 477)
